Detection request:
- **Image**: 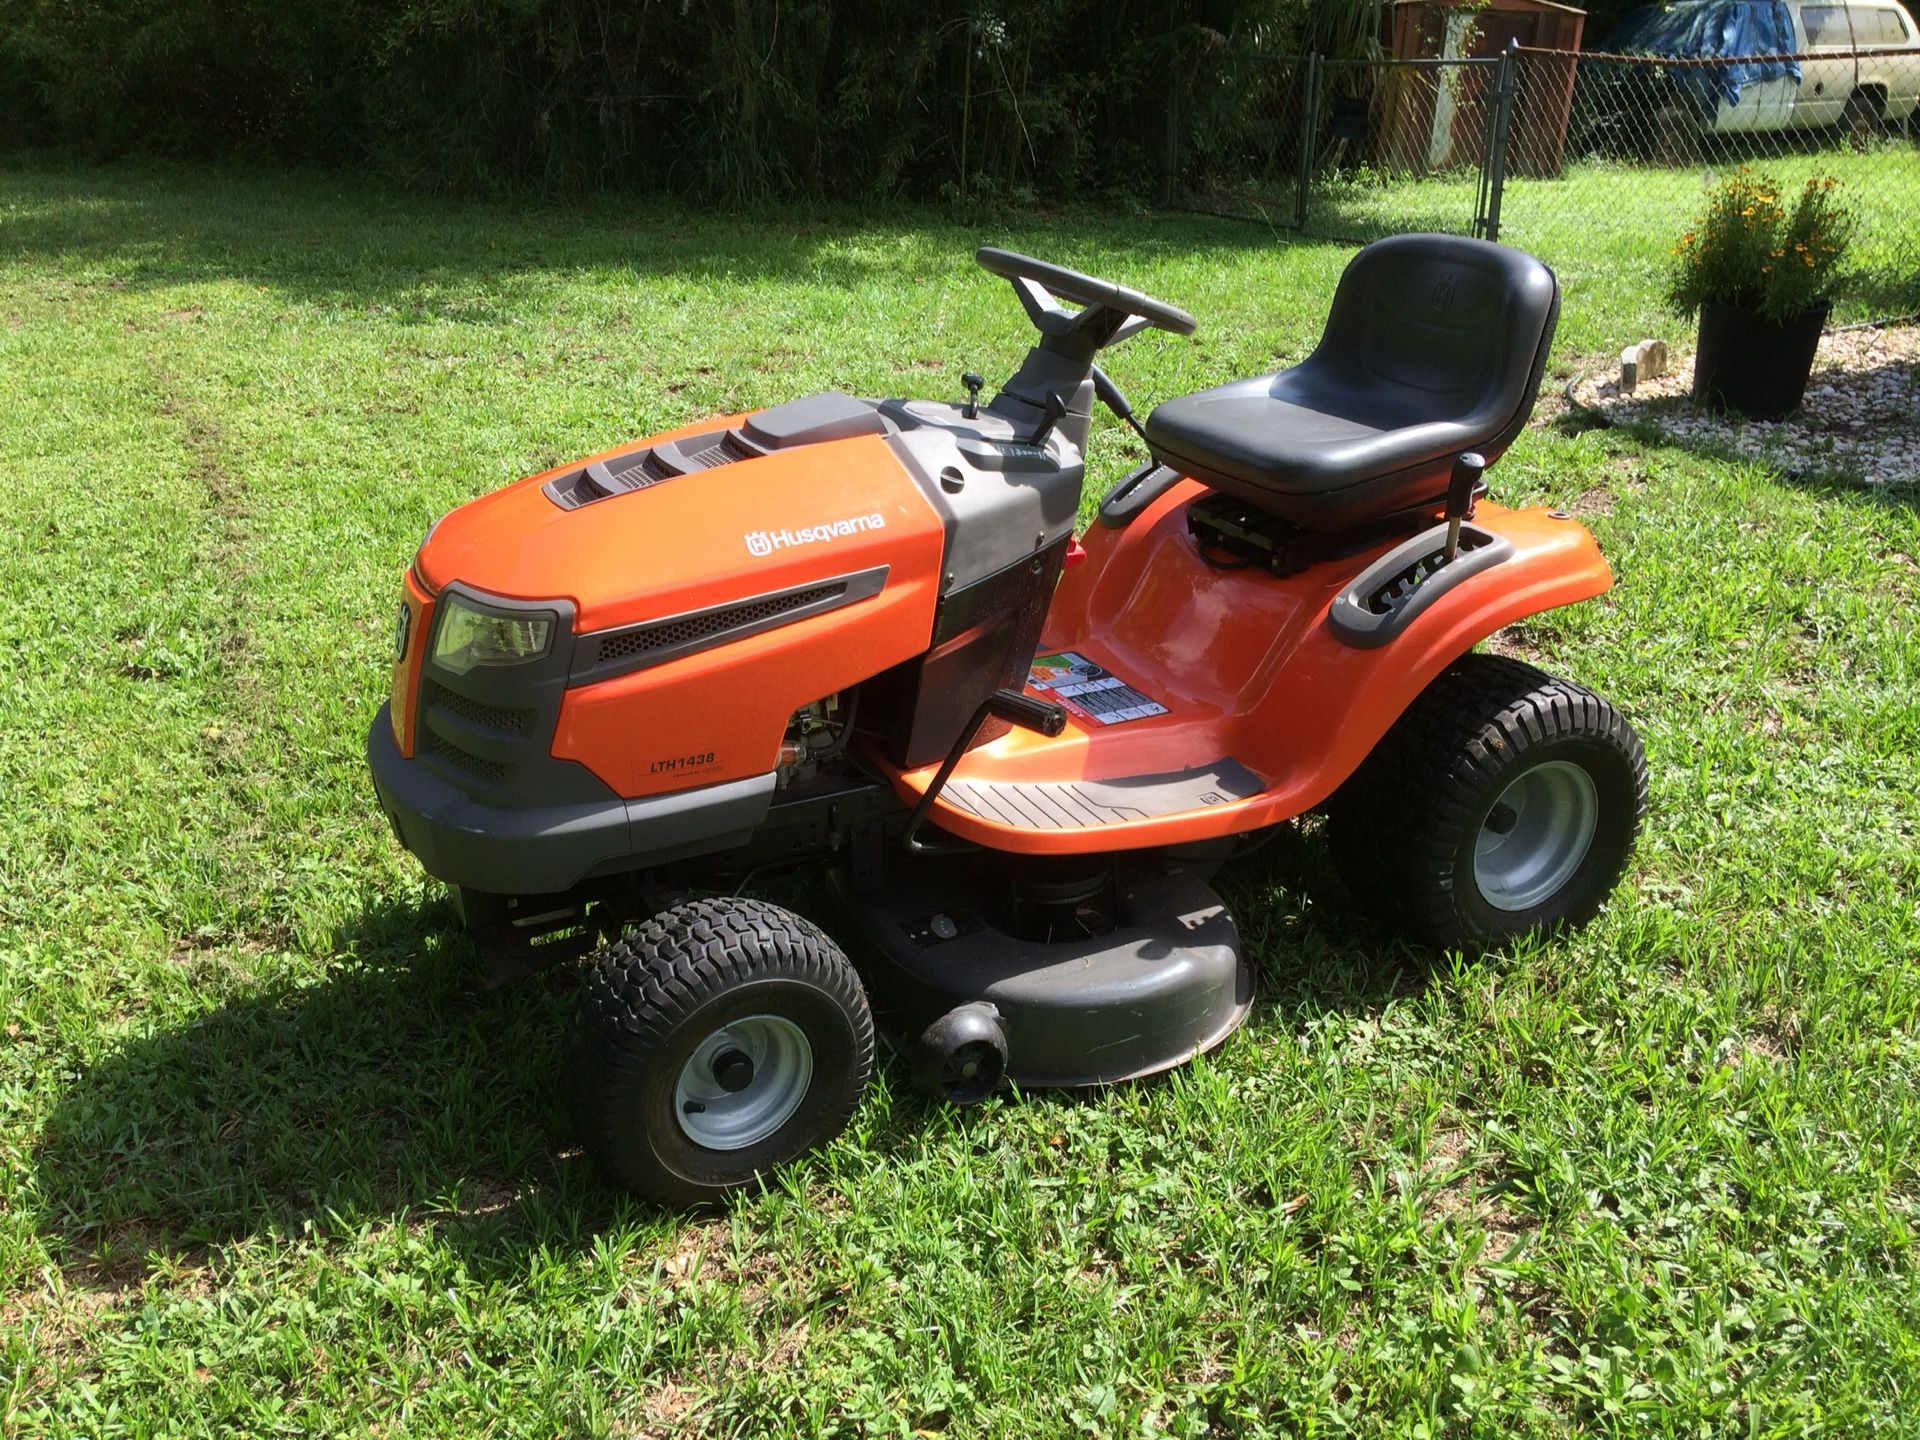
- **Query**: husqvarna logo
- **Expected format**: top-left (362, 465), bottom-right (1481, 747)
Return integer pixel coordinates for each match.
top-left (744, 512), bottom-right (886, 557)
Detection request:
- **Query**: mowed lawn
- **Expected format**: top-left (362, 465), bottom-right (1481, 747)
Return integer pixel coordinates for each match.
top-left (2, 158), bottom-right (1918, 1438)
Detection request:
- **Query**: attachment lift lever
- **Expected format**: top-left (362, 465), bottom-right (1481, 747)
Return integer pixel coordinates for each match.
top-left (901, 688), bottom-right (1068, 852)
top-left (1444, 452), bottom-right (1485, 564)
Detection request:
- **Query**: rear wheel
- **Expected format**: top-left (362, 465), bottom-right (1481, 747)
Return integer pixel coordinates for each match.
top-left (1844, 88), bottom-right (1886, 147)
top-left (1325, 654), bottom-right (1647, 949)
top-left (570, 898), bottom-right (874, 1206)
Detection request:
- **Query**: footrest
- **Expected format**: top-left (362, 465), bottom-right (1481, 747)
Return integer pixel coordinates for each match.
top-left (940, 759), bottom-right (1263, 830)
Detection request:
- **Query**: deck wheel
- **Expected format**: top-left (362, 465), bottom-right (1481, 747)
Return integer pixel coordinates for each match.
top-left (910, 1003), bottom-right (1009, 1104)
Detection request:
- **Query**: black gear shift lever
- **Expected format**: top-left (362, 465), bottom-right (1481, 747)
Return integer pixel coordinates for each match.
top-left (1027, 389), bottom-right (1069, 447)
top-left (961, 371), bottom-right (984, 419)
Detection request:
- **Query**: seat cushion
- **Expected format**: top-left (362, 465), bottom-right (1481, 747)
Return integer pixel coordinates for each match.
top-left (1144, 234), bottom-right (1559, 532)
top-left (1145, 373), bottom-right (1487, 526)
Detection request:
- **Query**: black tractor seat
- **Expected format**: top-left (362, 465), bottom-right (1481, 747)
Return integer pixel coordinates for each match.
top-left (1145, 234), bottom-right (1560, 533)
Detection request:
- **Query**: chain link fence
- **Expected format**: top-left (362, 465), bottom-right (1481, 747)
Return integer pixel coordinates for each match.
top-left (1179, 54), bottom-right (1505, 242)
top-left (1178, 45), bottom-right (1920, 327)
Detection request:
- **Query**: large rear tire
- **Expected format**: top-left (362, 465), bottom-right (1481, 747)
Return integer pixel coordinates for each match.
top-left (570, 898), bottom-right (874, 1207)
top-left (1324, 654), bottom-right (1647, 950)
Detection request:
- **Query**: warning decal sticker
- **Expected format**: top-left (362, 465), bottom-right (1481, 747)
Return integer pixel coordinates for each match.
top-left (1027, 651), bottom-right (1169, 726)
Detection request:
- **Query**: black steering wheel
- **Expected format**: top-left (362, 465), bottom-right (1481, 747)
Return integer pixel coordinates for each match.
top-left (976, 247), bottom-right (1197, 343)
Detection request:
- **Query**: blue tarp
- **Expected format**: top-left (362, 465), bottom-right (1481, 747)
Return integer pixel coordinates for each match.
top-left (1601, 0), bottom-right (1801, 110)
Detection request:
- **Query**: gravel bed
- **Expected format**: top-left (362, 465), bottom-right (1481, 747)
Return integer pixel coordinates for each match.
top-left (1567, 322), bottom-right (1920, 486)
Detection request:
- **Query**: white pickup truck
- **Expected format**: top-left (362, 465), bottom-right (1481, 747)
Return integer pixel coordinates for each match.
top-left (1605, 0), bottom-right (1920, 133)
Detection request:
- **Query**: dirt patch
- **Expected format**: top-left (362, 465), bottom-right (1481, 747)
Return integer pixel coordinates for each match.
top-left (1483, 624), bottom-right (1548, 664)
top-left (621, 1380), bottom-right (703, 1439)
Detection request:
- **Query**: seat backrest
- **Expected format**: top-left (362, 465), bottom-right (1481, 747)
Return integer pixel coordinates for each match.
top-left (1305, 233), bottom-right (1559, 448)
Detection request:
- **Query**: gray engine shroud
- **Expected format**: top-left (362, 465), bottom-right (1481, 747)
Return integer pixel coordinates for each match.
top-left (876, 394), bottom-right (1086, 594)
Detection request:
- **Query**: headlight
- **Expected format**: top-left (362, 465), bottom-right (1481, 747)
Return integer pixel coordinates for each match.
top-left (431, 594), bottom-right (556, 675)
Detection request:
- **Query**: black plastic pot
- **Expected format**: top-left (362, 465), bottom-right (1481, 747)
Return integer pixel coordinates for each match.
top-left (1691, 301), bottom-right (1830, 422)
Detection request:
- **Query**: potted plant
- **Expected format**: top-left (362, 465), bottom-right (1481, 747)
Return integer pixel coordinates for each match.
top-left (1668, 169), bottom-right (1854, 421)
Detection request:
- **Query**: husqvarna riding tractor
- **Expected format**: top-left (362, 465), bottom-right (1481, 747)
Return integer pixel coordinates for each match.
top-left (368, 236), bottom-right (1648, 1204)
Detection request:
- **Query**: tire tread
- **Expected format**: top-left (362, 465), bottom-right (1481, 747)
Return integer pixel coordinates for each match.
top-left (569, 898), bottom-right (874, 1205)
top-left (1325, 654), bottom-right (1648, 948)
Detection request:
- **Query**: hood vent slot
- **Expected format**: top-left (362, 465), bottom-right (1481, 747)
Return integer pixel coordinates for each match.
top-left (593, 583), bottom-right (846, 667)
top-left (544, 427), bottom-right (754, 510)
top-left (545, 443), bottom-right (696, 509)
top-left (543, 394), bottom-right (893, 511)
top-left (571, 566), bottom-right (890, 685)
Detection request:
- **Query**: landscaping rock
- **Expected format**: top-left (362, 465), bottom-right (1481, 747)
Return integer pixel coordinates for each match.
top-left (1618, 338), bottom-right (1671, 393)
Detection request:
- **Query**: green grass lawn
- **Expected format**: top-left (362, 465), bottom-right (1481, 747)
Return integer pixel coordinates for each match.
top-left (1208, 141), bottom-right (1920, 333)
top-left (2, 157), bottom-right (1918, 1438)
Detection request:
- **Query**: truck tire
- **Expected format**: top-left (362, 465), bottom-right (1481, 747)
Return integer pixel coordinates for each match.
top-left (1844, 87), bottom-right (1885, 146)
top-left (570, 897), bottom-right (873, 1206)
top-left (1324, 654), bottom-right (1648, 950)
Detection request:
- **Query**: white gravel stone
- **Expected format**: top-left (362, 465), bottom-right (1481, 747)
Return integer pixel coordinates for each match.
top-left (1569, 323), bottom-right (1920, 487)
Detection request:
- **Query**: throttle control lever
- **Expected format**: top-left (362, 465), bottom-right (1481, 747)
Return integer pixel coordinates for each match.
top-left (1090, 363), bottom-right (1151, 444)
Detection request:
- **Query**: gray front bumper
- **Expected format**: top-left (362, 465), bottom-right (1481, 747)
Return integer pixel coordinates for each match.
top-left (367, 704), bottom-right (776, 895)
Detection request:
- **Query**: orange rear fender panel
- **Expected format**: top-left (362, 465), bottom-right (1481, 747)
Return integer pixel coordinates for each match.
top-left (1246, 505), bottom-right (1615, 816)
top-left (897, 485), bottom-right (1612, 852)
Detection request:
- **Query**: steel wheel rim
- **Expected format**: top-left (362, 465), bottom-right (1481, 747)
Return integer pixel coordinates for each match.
top-left (1473, 759), bottom-right (1600, 913)
top-left (673, 1014), bottom-right (814, 1151)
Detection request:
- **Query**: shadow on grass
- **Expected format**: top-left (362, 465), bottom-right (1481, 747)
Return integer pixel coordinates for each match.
top-left (30, 832), bottom-right (1420, 1277)
top-left (1215, 819), bottom-right (1443, 1017)
top-left (0, 155), bottom-right (1302, 308)
top-left (29, 892), bottom-right (634, 1281)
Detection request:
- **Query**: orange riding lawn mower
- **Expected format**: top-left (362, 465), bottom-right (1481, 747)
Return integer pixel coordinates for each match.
top-left (368, 236), bottom-right (1648, 1205)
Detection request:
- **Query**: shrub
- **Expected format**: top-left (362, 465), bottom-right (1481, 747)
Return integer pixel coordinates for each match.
top-left (0, 0), bottom-right (1380, 202)
top-left (1667, 169), bottom-right (1854, 324)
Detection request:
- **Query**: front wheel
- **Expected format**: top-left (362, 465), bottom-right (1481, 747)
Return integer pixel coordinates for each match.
top-left (1325, 655), bottom-right (1648, 950)
top-left (570, 898), bottom-right (874, 1206)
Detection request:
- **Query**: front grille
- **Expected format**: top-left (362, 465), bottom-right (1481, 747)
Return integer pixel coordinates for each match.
top-left (591, 582), bottom-right (846, 667)
top-left (419, 725), bottom-right (509, 781)
top-left (423, 679), bottom-right (530, 733)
